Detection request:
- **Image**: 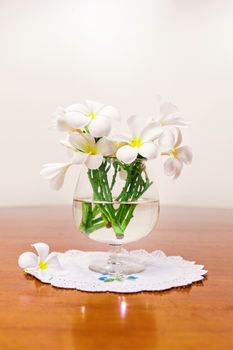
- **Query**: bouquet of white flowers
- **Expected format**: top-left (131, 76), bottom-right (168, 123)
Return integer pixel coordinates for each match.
top-left (41, 97), bottom-right (192, 239)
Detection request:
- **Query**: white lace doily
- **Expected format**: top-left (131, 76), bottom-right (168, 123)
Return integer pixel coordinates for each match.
top-left (24, 250), bottom-right (208, 293)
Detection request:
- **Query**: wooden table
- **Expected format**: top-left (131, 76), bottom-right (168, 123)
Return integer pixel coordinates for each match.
top-left (0, 206), bottom-right (232, 350)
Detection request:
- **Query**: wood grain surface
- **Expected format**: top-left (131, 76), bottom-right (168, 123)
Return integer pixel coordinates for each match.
top-left (0, 206), bottom-right (232, 350)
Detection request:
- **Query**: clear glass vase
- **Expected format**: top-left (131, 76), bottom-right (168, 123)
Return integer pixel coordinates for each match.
top-left (73, 157), bottom-right (159, 276)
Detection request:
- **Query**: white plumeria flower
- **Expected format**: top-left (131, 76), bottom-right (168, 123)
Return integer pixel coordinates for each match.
top-left (54, 100), bottom-right (120, 137)
top-left (109, 115), bottom-right (163, 164)
top-left (67, 132), bottom-right (116, 169)
top-left (40, 152), bottom-right (85, 190)
top-left (18, 243), bottom-right (61, 274)
top-left (154, 95), bottom-right (188, 128)
top-left (50, 106), bottom-right (76, 132)
top-left (160, 128), bottom-right (193, 179)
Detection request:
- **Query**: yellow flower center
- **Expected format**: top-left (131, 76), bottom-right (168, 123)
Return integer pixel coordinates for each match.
top-left (172, 149), bottom-right (177, 158)
top-left (38, 260), bottom-right (48, 270)
top-left (161, 148), bottom-right (177, 158)
top-left (130, 137), bottom-right (142, 148)
top-left (83, 144), bottom-right (99, 155)
top-left (88, 112), bottom-right (96, 120)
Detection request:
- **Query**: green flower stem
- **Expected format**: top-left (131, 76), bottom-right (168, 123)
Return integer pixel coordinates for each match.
top-left (87, 165), bottom-right (124, 237)
top-left (79, 220), bottom-right (106, 234)
top-left (87, 171), bottom-right (111, 222)
top-left (92, 216), bottom-right (105, 225)
top-left (92, 205), bottom-right (100, 217)
top-left (110, 162), bottom-right (118, 190)
top-left (80, 202), bottom-right (93, 231)
top-left (116, 164), bottom-right (152, 229)
top-left (121, 204), bottom-right (136, 231)
top-left (79, 158), bottom-right (152, 239)
top-left (97, 167), bottom-right (124, 237)
top-left (116, 162), bottom-right (142, 221)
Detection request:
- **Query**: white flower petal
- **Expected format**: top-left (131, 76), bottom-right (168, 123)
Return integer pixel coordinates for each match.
top-left (127, 115), bottom-right (141, 137)
top-left (116, 145), bottom-right (138, 164)
top-left (54, 117), bottom-right (68, 131)
top-left (72, 152), bottom-right (88, 164)
top-left (174, 127), bottom-right (183, 147)
top-left (107, 124), bottom-right (132, 143)
top-left (164, 158), bottom-right (183, 179)
top-left (97, 138), bottom-right (116, 156)
top-left (112, 141), bottom-right (128, 151)
top-left (46, 253), bottom-right (62, 270)
top-left (85, 154), bottom-right (103, 169)
top-left (32, 242), bottom-right (49, 260)
top-left (176, 146), bottom-right (193, 164)
top-left (18, 252), bottom-right (38, 269)
top-left (160, 101), bottom-right (178, 117)
top-left (161, 115), bottom-right (189, 127)
top-left (173, 160), bottom-right (183, 179)
top-left (49, 171), bottom-right (68, 190)
top-left (139, 142), bottom-right (158, 159)
top-left (108, 134), bottom-right (131, 143)
top-left (40, 162), bottom-right (72, 190)
top-left (60, 139), bottom-right (74, 150)
top-left (65, 111), bottom-right (90, 129)
top-left (98, 105), bottom-right (120, 120)
top-left (164, 158), bottom-right (176, 176)
top-left (159, 130), bottom-right (176, 150)
top-left (85, 100), bottom-right (104, 114)
top-left (140, 122), bottom-right (163, 142)
top-left (66, 103), bottom-right (89, 115)
top-left (40, 163), bottom-right (70, 179)
top-left (88, 116), bottom-right (111, 137)
top-left (69, 132), bottom-right (95, 152)
top-left (51, 107), bottom-right (70, 131)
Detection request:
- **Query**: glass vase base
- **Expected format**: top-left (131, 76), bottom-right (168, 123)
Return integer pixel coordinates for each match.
top-left (89, 258), bottom-right (145, 275)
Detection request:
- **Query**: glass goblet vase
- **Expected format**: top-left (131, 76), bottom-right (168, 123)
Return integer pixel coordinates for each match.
top-left (73, 157), bottom-right (159, 276)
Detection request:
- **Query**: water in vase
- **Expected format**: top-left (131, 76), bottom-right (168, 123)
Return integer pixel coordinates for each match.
top-left (73, 198), bottom-right (159, 245)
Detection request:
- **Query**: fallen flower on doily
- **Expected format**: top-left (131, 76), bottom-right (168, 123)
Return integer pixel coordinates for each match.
top-left (18, 242), bottom-right (62, 278)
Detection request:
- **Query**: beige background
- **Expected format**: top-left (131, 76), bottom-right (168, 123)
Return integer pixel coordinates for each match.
top-left (0, 0), bottom-right (233, 208)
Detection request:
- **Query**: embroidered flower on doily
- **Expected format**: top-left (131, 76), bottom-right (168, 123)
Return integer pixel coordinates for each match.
top-left (98, 274), bottom-right (138, 283)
